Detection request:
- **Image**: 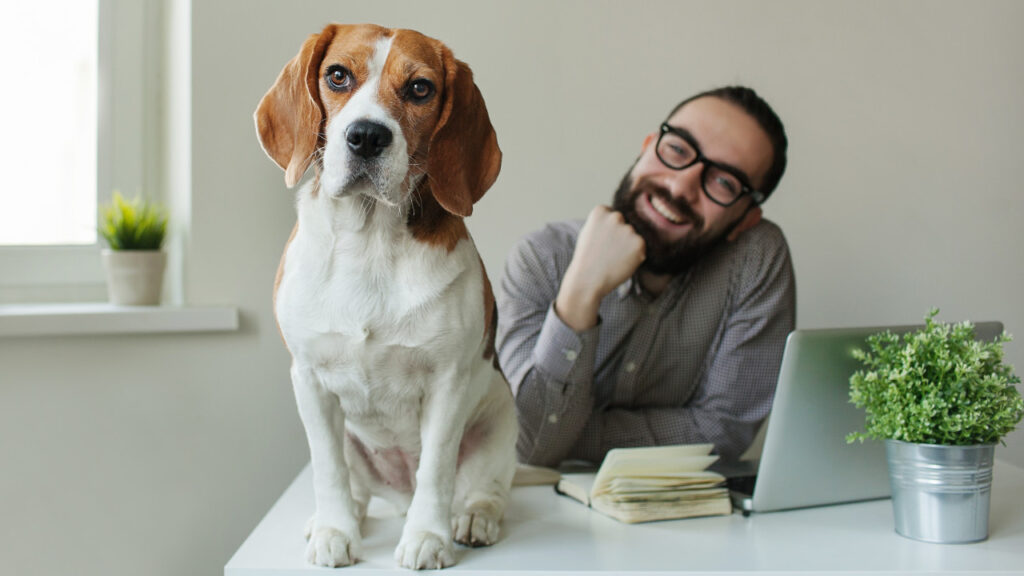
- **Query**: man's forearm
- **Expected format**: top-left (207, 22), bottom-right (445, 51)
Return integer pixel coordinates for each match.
top-left (513, 369), bottom-right (596, 466)
top-left (553, 270), bottom-right (603, 333)
top-left (499, 292), bottom-right (604, 466)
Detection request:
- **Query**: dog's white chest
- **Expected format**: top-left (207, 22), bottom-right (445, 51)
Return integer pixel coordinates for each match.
top-left (280, 237), bottom-right (455, 346)
top-left (274, 202), bottom-right (483, 419)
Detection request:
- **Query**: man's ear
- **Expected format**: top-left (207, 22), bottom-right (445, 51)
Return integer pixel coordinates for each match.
top-left (727, 205), bottom-right (762, 242)
top-left (642, 132), bottom-right (657, 153)
top-left (253, 26), bottom-right (336, 188)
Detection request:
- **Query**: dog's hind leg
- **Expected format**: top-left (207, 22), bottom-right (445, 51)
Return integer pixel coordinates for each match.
top-left (451, 376), bottom-right (517, 547)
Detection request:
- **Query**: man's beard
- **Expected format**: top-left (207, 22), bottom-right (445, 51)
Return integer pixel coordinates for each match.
top-left (612, 170), bottom-right (732, 276)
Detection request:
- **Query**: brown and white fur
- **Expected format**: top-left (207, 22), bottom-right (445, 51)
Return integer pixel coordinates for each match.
top-left (253, 23), bottom-right (517, 570)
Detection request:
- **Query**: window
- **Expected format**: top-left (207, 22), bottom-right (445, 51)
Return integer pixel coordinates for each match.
top-left (0, 0), bottom-right (156, 303)
top-left (0, 2), bottom-right (99, 246)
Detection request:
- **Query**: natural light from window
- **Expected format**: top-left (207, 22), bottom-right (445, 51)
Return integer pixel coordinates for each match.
top-left (0, 2), bottom-right (98, 246)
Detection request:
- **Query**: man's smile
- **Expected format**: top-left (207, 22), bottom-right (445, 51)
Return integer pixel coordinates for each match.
top-left (637, 190), bottom-right (699, 241)
top-left (649, 193), bottom-right (686, 225)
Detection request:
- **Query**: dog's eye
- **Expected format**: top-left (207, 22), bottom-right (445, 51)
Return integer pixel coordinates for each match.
top-left (406, 79), bottom-right (435, 103)
top-left (325, 65), bottom-right (353, 92)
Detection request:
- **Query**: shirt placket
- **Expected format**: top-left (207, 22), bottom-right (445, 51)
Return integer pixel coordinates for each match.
top-left (612, 300), bottom-right (660, 407)
top-left (611, 277), bottom-right (687, 408)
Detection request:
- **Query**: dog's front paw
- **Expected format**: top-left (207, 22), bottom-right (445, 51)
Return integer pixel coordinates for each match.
top-left (395, 530), bottom-right (454, 570)
top-left (307, 525), bottom-right (362, 568)
top-left (452, 510), bottom-right (501, 547)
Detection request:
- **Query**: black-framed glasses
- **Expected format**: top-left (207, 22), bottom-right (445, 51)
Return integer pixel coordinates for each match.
top-left (655, 123), bottom-right (765, 206)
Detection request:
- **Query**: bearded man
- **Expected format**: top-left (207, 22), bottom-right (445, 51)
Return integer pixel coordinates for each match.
top-left (496, 86), bottom-right (796, 467)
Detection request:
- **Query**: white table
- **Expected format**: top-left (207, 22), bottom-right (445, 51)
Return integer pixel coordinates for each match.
top-left (226, 461), bottom-right (1024, 575)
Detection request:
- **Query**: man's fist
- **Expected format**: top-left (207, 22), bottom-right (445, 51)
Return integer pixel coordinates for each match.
top-left (555, 206), bottom-right (646, 332)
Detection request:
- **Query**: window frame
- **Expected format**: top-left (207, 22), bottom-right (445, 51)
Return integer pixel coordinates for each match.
top-left (0, 0), bottom-right (160, 303)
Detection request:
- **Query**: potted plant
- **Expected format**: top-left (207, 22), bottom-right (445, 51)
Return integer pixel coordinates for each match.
top-left (98, 192), bottom-right (169, 306)
top-left (848, 309), bottom-right (1024, 543)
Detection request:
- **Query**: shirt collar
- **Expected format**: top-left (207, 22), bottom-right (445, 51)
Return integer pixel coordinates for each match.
top-left (616, 275), bottom-right (641, 300)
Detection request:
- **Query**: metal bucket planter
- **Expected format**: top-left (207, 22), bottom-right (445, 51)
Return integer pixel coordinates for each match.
top-left (885, 439), bottom-right (994, 544)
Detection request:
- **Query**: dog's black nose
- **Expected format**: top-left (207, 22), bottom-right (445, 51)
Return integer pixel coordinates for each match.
top-left (346, 120), bottom-right (393, 159)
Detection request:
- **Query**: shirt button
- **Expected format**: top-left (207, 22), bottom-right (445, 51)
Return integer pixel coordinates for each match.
top-left (624, 361), bottom-right (636, 373)
top-left (564, 349), bottom-right (578, 361)
top-left (548, 414), bottom-right (559, 424)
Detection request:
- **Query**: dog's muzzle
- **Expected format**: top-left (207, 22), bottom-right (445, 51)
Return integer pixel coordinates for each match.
top-left (325, 118), bottom-right (406, 204)
top-left (346, 120), bottom-right (393, 159)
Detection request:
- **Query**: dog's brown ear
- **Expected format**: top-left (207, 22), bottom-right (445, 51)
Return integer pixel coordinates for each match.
top-left (254, 26), bottom-right (336, 188)
top-left (427, 47), bottom-right (502, 217)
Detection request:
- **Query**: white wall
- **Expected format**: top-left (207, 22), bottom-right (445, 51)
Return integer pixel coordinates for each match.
top-left (1, 2), bottom-right (1022, 576)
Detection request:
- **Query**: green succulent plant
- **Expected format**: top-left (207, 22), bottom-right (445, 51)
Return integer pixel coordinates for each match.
top-left (848, 309), bottom-right (1023, 446)
top-left (99, 191), bottom-right (168, 250)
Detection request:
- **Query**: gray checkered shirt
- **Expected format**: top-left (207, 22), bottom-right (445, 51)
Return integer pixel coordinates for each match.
top-left (496, 218), bottom-right (796, 467)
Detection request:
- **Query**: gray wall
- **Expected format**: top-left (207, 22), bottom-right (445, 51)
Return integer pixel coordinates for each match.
top-left (2, 2), bottom-right (1022, 576)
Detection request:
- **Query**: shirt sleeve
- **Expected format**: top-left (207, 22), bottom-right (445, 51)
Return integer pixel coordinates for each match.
top-left (496, 227), bottom-right (603, 467)
top-left (583, 225), bottom-right (797, 461)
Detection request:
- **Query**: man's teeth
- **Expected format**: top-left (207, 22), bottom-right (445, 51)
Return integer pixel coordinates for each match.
top-left (651, 195), bottom-right (683, 224)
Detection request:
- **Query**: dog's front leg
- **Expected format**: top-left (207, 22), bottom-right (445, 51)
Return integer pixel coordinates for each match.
top-left (394, 369), bottom-right (469, 570)
top-left (292, 364), bottom-right (363, 567)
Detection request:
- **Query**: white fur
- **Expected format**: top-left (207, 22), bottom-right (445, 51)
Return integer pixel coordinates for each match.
top-left (275, 36), bottom-right (516, 571)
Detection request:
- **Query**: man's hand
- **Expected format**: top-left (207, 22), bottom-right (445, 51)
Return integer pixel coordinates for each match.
top-left (555, 206), bottom-right (646, 332)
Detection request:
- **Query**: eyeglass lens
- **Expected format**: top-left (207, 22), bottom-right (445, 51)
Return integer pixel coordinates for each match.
top-left (657, 131), bottom-right (743, 205)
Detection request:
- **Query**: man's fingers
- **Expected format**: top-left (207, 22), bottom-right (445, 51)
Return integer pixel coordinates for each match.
top-left (570, 204), bottom-right (648, 297)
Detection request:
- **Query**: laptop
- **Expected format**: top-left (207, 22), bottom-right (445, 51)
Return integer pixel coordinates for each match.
top-left (726, 321), bottom-right (1004, 515)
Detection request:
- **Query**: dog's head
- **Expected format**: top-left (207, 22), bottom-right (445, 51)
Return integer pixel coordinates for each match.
top-left (254, 23), bottom-right (501, 217)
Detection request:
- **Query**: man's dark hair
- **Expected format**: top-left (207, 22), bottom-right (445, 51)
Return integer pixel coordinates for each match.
top-left (668, 86), bottom-right (788, 200)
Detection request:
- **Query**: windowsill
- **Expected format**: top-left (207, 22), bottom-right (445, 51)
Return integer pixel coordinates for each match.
top-left (0, 302), bottom-right (239, 337)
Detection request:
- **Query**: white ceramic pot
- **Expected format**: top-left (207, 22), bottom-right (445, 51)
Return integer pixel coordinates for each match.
top-left (101, 249), bottom-right (167, 306)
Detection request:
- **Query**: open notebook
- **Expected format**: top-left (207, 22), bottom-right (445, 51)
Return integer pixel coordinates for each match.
top-left (555, 444), bottom-right (731, 523)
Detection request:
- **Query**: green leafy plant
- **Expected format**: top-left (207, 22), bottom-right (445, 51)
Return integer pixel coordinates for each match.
top-left (848, 309), bottom-right (1024, 446)
top-left (99, 192), bottom-right (168, 250)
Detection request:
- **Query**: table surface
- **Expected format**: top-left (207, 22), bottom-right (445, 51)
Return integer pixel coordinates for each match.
top-left (226, 460), bottom-right (1024, 575)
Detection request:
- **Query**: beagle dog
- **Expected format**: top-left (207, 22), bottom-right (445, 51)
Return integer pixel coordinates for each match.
top-left (254, 24), bottom-right (517, 570)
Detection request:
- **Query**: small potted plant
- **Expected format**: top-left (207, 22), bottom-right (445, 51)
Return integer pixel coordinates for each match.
top-left (99, 191), bottom-right (169, 306)
top-left (848, 309), bottom-right (1023, 543)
